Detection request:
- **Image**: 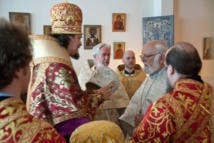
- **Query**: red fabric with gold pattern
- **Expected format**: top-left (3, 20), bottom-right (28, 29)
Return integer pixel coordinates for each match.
top-left (130, 79), bottom-right (212, 143)
top-left (0, 98), bottom-right (66, 143)
top-left (29, 62), bottom-right (102, 125)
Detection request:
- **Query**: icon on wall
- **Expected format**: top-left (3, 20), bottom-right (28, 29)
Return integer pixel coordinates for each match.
top-left (113, 42), bottom-right (125, 59)
top-left (202, 37), bottom-right (214, 60)
top-left (9, 12), bottom-right (31, 34)
top-left (143, 15), bottom-right (174, 47)
top-left (112, 13), bottom-right (126, 32)
top-left (84, 25), bottom-right (101, 50)
top-left (43, 25), bottom-right (52, 35)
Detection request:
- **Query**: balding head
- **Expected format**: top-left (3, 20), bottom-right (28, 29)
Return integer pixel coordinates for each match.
top-left (140, 40), bottom-right (168, 75)
top-left (123, 50), bottom-right (135, 60)
top-left (165, 42), bottom-right (202, 75)
top-left (143, 40), bottom-right (168, 54)
top-left (122, 50), bottom-right (136, 70)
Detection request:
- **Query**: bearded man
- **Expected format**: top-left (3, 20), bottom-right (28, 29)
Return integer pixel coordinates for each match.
top-left (118, 40), bottom-right (168, 138)
top-left (27, 3), bottom-right (112, 142)
top-left (115, 50), bottom-right (146, 99)
top-left (78, 43), bottom-right (130, 124)
top-left (130, 42), bottom-right (214, 142)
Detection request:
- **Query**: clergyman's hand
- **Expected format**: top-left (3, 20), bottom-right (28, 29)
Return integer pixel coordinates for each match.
top-left (93, 81), bottom-right (115, 100)
top-left (134, 114), bottom-right (144, 128)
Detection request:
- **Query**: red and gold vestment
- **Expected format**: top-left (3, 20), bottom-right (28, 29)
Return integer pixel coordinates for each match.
top-left (130, 79), bottom-right (213, 143)
top-left (0, 98), bottom-right (66, 143)
top-left (27, 36), bottom-right (104, 138)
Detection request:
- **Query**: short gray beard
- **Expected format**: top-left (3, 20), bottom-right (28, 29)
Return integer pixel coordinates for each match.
top-left (96, 59), bottom-right (106, 68)
top-left (143, 56), bottom-right (160, 75)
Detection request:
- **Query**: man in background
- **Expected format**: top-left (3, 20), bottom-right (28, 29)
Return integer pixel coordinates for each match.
top-left (0, 18), bottom-right (66, 143)
top-left (130, 42), bottom-right (214, 142)
top-left (115, 50), bottom-right (146, 99)
top-left (78, 43), bottom-right (130, 124)
top-left (119, 40), bottom-right (168, 137)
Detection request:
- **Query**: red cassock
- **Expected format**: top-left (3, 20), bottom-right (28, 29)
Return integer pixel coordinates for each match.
top-left (130, 79), bottom-right (213, 143)
top-left (27, 35), bottom-right (104, 137)
top-left (0, 98), bottom-right (66, 143)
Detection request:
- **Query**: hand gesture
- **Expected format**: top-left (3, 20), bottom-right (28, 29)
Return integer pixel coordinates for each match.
top-left (93, 81), bottom-right (115, 100)
top-left (134, 113), bottom-right (144, 127)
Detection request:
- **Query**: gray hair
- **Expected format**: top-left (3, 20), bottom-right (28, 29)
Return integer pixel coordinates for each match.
top-left (153, 40), bottom-right (168, 54)
top-left (92, 43), bottom-right (111, 55)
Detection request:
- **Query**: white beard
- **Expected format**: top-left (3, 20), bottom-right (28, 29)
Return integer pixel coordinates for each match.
top-left (143, 55), bottom-right (160, 75)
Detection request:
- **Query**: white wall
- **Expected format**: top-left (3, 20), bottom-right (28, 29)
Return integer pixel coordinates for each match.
top-left (174, 0), bottom-right (214, 78)
top-left (0, 0), bottom-right (173, 74)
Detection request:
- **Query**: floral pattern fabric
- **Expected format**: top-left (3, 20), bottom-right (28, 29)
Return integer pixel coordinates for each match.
top-left (130, 79), bottom-right (213, 143)
top-left (0, 98), bottom-right (66, 143)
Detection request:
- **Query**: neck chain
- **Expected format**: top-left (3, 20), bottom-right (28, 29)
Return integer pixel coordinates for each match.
top-left (139, 74), bottom-right (158, 114)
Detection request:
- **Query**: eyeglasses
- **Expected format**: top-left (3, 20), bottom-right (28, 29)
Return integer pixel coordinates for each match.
top-left (140, 52), bottom-right (162, 59)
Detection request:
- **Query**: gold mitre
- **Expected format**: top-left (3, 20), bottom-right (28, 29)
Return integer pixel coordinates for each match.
top-left (50, 2), bottom-right (82, 34)
top-left (70, 120), bottom-right (125, 143)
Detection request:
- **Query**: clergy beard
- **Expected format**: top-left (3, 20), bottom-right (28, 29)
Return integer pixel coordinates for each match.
top-left (96, 59), bottom-right (105, 68)
top-left (71, 53), bottom-right (80, 60)
top-left (143, 55), bottom-right (160, 75)
top-left (166, 77), bottom-right (174, 93)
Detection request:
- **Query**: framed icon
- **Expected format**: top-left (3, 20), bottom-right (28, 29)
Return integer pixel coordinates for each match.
top-left (202, 37), bottom-right (214, 60)
top-left (9, 12), bottom-right (31, 34)
top-left (112, 13), bottom-right (126, 32)
top-left (43, 25), bottom-right (52, 35)
top-left (143, 15), bottom-right (174, 47)
top-left (84, 25), bottom-right (101, 50)
top-left (113, 42), bottom-right (125, 59)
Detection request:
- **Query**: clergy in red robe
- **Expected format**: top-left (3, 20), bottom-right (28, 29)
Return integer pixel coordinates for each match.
top-left (27, 3), bottom-right (113, 142)
top-left (0, 98), bottom-right (66, 143)
top-left (129, 42), bottom-right (213, 143)
top-left (0, 18), bottom-right (66, 143)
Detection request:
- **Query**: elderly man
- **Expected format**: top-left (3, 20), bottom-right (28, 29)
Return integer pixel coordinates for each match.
top-left (130, 42), bottom-right (214, 142)
top-left (78, 43), bottom-right (130, 123)
top-left (115, 50), bottom-right (147, 99)
top-left (119, 40), bottom-right (168, 137)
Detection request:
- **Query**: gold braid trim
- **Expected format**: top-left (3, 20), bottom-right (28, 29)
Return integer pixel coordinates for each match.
top-left (0, 110), bottom-right (29, 129)
top-left (20, 119), bottom-right (52, 142)
top-left (32, 57), bottom-right (73, 69)
top-left (171, 82), bottom-right (211, 142)
top-left (53, 109), bottom-right (86, 125)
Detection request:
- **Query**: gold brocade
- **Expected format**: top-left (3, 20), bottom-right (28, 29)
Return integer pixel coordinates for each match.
top-left (119, 70), bottom-right (167, 127)
top-left (28, 35), bottom-right (73, 65)
top-left (131, 79), bottom-right (213, 143)
top-left (28, 35), bottom-right (98, 125)
top-left (78, 62), bottom-right (130, 109)
top-left (78, 61), bottom-right (130, 123)
top-left (50, 2), bottom-right (83, 34)
top-left (115, 64), bottom-right (147, 99)
top-left (171, 82), bottom-right (211, 142)
top-left (70, 120), bottom-right (125, 143)
top-left (27, 35), bottom-right (73, 110)
top-left (53, 109), bottom-right (86, 125)
top-left (0, 98), bottom-right (66, 143)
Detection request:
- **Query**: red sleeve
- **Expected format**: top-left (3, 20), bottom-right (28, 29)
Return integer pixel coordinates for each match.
top-left (30, 63), bottom-right (103, 122)
top-left (130, 99), bottom-right (175, 142)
